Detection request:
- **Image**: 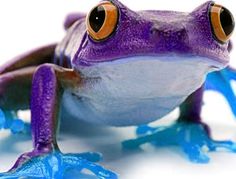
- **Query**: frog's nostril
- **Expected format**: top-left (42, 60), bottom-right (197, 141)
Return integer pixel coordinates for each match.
top-left (228, 41), bottom-right (233, 52)
top-left (150, 27), bottom-right (160, 35)
top-left (150, 24), bottom-right (189, 51)
top-left (176, 28), bottom-right (188, 41)
top-left (150, 25), bottom-right (188, 41)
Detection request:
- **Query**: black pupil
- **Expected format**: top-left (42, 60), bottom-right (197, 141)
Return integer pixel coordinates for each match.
top-left (89, 6), bottom-right (106, 32)
top-left (220, 7), bottom-right (235, 36)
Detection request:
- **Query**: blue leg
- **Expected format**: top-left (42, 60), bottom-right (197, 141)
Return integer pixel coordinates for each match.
top-left (124, 86), bottom-right (236, 163)
top-left (125, 122), bottom-right (236, 163)
top-left (205, 67), bottom-right (236, 116)
top-left (0, 64), bottom-right (117, 179)
top-left (0, 152), bottom-right (116, 179)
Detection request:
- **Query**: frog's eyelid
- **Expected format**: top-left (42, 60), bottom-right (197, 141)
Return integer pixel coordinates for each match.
top-left (210, 4), bottom-right (228, 42)
top-left (210, 4), bottom-right (235, 43)
top-left (86, 1), bottom-right (119, 42)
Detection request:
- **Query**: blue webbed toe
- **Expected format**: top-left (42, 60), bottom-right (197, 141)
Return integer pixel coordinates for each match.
top-left (123, 122), bottom-right (236, 163)
top-left (205, 67), bottom-right (236, 117)
top-left (0, 151), bottom-right (117, 179)
top-left (0, 109), bottom-right (29, 134)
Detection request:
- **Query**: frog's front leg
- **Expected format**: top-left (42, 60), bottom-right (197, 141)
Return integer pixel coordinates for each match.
top-left (0, 64), bottom-right (117, 179)
top-left (123, 86), bottom-right (236, 163)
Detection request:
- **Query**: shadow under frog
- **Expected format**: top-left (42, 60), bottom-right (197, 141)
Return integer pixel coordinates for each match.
top-left (0, 0), bottom-right (235, 178)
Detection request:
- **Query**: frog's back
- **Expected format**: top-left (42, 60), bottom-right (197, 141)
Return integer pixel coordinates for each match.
top-left (54, 16), bottom-right (86, 69)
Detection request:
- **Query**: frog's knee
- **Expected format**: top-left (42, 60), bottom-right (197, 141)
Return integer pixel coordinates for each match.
top-left (35, 63), bottom-right (57, 72)
top-left (33, 63), bottom-right (60, 79)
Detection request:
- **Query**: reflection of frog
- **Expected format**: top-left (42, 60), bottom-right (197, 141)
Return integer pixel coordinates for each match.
top-left (0, 0), bottom-right (235, 178)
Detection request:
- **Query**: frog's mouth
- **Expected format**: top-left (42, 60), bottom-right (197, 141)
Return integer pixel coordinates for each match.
top-left (76, 53), bottom-right (229, 70)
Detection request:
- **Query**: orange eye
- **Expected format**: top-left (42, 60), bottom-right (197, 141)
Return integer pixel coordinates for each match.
top-left (210, 4), bottom-right (235, 43)
top-left (86, 1), bottom-right (119, 41)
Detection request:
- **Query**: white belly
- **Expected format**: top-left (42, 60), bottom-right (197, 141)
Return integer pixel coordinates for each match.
top-left (62, 56), bottom-right (216, 126)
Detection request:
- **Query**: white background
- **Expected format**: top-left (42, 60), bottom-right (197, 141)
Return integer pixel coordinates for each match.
top-left (0, 0), bottom-right (236, 179)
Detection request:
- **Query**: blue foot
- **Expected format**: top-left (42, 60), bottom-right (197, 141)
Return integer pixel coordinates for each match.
top-left (205, 66), bottom-right (236, 117)
top-left (0, 151), bottom-right (117, 179)
top-left (0, 109), bottom-right (30, 134)
top-left (123, 122), bottom-right (236, 163)
top-left (136, 125), bottom-right (157, 136)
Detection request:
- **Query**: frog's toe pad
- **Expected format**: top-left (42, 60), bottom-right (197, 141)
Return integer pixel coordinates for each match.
top-left (0, 109), bottom-right (29, 134)
top-left (124, 122), bottom-right (236, 163)
top-left (0, 151), bottom-right (117, 179)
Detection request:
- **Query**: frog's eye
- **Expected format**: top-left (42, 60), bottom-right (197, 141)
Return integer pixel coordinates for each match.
top-left (86, 1), bottom-right (119, 41)
top-left (210, 4), bottom-right (235, 43)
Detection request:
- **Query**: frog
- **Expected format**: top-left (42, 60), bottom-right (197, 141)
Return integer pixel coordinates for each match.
top-left (0, 0), bottom-right (235, 178)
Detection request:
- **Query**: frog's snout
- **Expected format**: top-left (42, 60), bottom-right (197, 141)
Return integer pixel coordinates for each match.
top-left (150, 24), bottom-right (189, 50)
top-left (150, 24), bottom-right (188, 40)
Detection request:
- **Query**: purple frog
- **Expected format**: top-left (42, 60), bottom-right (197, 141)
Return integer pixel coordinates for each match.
top-left (0, 0), bottom-right (235, 178)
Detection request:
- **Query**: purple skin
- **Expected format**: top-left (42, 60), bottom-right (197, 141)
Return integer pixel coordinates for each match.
top-left (69, 1), bottom-right (230, 67)
top-left (0, 0), bottom-right (234, 178)
top-left (10, 64), bottom-right (60, 170)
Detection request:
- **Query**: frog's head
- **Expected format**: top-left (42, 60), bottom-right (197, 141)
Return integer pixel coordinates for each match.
top-left (69, 1), bottom-right (235, 116)
top-left (72, 0), bottom-right (234, 69)
top-left (66, 1), bottom-right (235, 125)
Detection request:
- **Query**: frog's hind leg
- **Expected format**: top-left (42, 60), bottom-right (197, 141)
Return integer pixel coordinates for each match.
top-left (123, 86), bottom-right (236, 163)
top-left (205, 66), bottom-right (236, 116)
top-left (0, 43), bottom-right (57, 134)
top-left (0, 64), bottom-right (117, 179)
top-left (0, 44), bottom-right (56, 75)
top-left (0, 67), bottom-right (37, 134)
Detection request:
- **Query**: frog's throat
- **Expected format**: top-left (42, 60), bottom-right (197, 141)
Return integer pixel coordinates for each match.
top-left (65, 56), bottom-right (221, 126)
